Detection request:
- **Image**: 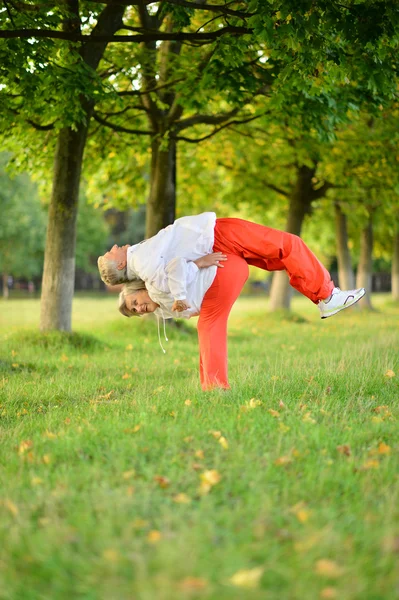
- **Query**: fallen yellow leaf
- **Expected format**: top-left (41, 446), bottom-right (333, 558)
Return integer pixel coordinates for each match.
top-left (268, 409), bottom-right (280, 418)
top-left (18, 440), bottom-right (33, 455)
top-left (274, 455), bottom-right (292, 466)
top-left (3, 499), bottom-right (18, 517)
top-left (103, 549), bottom-right (119, 563)
top-left (31, 477), bottom-right (43, 486)
top-left (147, 530), bottom-right (162, 543)
top-left (378, 442), bottom-right (391, 455)
top-left (184, 399), bottom-right (192, 406)
top-left (218, 436), bottom-right (229, 450)
top-left (173, 493), bottom-right (191, 504)
top-left (122, 373), bottom-right (130, 379)
top-left (384, 369), bottom-right (395, 378)
top-left (199, 469), bottom-right (221, 495)
top-left (361, 459), bottom-right (380, 470)
top-left (315, 559), bottom-right (343, 578)
top-left (229, 567), bottom-right (264, 589)
top-left (321, 588), bottom-right (338, 599)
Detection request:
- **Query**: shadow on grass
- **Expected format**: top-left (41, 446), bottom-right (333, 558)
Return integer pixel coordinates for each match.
top-left (0, 358), bottom-right (57, 375)
top-left (8, 330), bottom-right (107, 352)
top-left (265, 310), bottom-right (309, 324)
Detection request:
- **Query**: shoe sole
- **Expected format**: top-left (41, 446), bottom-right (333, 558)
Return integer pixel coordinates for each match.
top-left (320, 288), bottom-right (366, 319)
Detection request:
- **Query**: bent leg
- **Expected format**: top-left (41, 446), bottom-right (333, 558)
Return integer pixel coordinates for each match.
top-left (214, 218), bottom-right (334, 303)
top-left (198, 254), bottom-right (249, 391)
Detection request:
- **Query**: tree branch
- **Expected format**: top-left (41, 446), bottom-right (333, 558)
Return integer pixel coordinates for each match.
top-left (174, 113), bottom-right (265, 143)
top-left (85, 0), bottom-right (253, 19)
top-left (175, 108), bottom-right (239, 131)
top-left (116, 77), bottom-right (185, 96)
top-left (27, 118), bottom-right (56, 130)
top-left (0, 26), bottom-right (252, 43)
top-left (93, 111), bottom-right (153, 135)
top-left (217, 161), bottom-right (290, 197)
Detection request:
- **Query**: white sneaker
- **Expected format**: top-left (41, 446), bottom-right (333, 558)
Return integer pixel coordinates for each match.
top-left (318, 287), bottom-right (365, 319)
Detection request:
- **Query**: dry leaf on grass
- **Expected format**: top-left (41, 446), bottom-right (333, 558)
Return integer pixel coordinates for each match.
top-left (315, 559), bottom-right (344, 578)
top-left (199, 470), bottom-right (221, 495)
top-left (336, 444), bottom-right (351, 457)
top-left (173, 493), bottom-right (191, 504)
top-left (179, 577), bottom-right (208, 591)
top-left (154, 475), bottom-right (170, 489)
top-left (229, 567), bottom-right (264, 589)
top-left (147, 530), bottom-right (162, 543)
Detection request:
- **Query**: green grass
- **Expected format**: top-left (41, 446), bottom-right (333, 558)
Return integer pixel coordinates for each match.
top-left (0, 293), bottom-right (398, 600)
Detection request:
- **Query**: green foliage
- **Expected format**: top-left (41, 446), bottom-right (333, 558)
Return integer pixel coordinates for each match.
top-left (0, 153), bottom-right (46, 278)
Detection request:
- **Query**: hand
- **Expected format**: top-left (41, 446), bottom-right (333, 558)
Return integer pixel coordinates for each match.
top-left (172, 299), bottom-right (191, 312)
top-left (194, 252), bottom-right (227, 269)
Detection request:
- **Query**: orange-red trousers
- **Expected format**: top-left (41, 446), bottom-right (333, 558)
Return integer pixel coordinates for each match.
top-left (197, 218), bottom-right (334, 391)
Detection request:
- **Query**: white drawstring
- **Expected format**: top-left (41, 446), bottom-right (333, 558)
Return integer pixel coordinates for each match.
top-left (156, 309), bottom-right (168, 353)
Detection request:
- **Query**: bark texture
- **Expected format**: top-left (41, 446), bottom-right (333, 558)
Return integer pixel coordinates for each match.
top-left (356, 216), bottom-right (373, 309)
top-left (40, 127), bottom-right (87, 331)
top-left (334, 202), bottom-right (355, 290)
top-left (2, 273), bottom-right (9, 299)
top-left (392, 223), bottom-right (399, 301)
top-left (269, 166), bottom-right (315, 311)
top-left (145, 138), bottom-right (177, 238)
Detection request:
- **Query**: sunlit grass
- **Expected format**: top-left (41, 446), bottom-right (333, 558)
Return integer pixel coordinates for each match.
top-left (0, 293), bottom-right (398, 599)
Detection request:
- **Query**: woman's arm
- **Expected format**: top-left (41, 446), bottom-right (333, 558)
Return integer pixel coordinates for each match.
top-left (168, 253), bottom-right (227, 312)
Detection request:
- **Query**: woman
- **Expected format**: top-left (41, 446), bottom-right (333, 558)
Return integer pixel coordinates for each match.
top-left (119, 252), bottom-right (250, 391)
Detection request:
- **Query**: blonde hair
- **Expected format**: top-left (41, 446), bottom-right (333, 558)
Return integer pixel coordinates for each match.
top-left (97, 255), bottom-right (129, 286)
top-left (118, 280), bottom-right (147, 318)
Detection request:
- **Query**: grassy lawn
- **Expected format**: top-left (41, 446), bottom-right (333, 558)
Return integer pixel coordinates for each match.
top-left (0, 293), bottom-right (398, 600)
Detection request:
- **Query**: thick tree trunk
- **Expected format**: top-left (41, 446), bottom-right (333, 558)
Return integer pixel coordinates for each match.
top-left (392, 223), bottom-right (399, 301)
top-left (356, 216), bottom-right (373, 309)
top-left (145, 138), bottom-right (177, 238)
top-left (40, 126), bottom-right (88, 331)
top-left (334, 202), bottom-right (355, 290)
top-left (2, 273), bottom-right (9, 299)
top-left (38, 3), bottom-right (124, 332)
top-left (269, 166), bottom-right (315, 311)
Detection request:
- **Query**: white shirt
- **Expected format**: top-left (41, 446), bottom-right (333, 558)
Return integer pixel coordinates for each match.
top-left (126, 212), bottom-right (216, 300)
top-left (147, 263), bottom-right (217, 319)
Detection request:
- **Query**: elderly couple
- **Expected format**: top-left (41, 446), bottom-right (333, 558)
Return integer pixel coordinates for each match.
top-left (98, 213), bottom-right (365, 391)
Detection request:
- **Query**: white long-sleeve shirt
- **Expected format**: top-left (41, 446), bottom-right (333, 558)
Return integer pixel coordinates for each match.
top-left (126, 212), bottom-right (216, 300)
top-left (147, 262), bottom-right (217, 319)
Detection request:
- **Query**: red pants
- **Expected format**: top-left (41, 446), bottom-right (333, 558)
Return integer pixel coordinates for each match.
top-left (197, 219), bottom-right (334, 391)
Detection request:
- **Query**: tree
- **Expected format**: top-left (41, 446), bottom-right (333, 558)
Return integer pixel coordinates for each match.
top-left (1, 0), bottom-right (399, 328)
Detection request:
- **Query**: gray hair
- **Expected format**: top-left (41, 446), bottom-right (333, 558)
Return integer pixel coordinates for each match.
top-left (118, 280), bottom-right (147, 318)
top-left (97, 255), bottom-right (129, 286)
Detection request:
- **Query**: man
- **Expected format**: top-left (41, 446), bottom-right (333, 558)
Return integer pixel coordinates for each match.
top-left (98, 212), bottom-right (365, 319)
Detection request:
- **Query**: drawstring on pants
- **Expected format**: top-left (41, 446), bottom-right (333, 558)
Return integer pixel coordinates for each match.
top-left (156, 309), bottom-right (169, 353)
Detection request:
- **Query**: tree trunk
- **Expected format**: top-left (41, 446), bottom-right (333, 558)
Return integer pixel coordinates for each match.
top-left (356, 216), bottom-right (373, 309)
top-left (145, 138), bottom-right (177, 238)
top-left (38, 3), bottom-right (124, 332)
top-left (269, 166), bottom-right (315, 311)
top-left (392, 222), bottom-right (399, 301)
top-left (334, 202), bottom-right (355, 290)
top-left (40, 126), bottom-right (88, 331)
top-left (2, 273), bottom-right (9, 299)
